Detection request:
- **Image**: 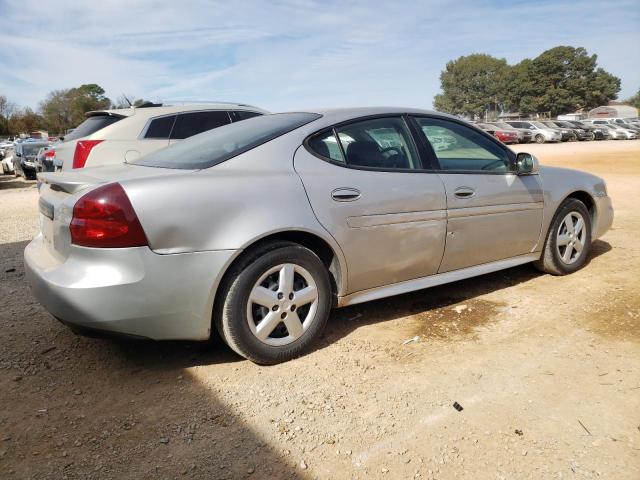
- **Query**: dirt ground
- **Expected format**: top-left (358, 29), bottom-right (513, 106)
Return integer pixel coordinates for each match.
top-left (1, 140), bottom-right (639, 480)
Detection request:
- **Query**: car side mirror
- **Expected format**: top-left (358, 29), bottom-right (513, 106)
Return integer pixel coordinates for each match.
top-left (515, 152), bottom-right (539, 175)
top-left (16, 152), bottom-right (22, 157)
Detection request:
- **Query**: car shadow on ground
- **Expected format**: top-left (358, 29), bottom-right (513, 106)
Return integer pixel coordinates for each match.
top-left (1, 238), bottom-right (305, 479)
top-left (0, 175), bottom-right (36, 190)
top-left (318, 239), bottom-right (613, 348)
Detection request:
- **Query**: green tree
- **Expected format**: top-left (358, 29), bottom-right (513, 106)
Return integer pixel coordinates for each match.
top-left (40, 83), bottom-right (111, 134)
top-left (433, 54), bottom-right (509, 118)
top-left (624, 88), bottom-right (640, 111)
top-left (0, 94), bottom-right (16, 135)
top-left (435, 46), bottom-right (621, 117)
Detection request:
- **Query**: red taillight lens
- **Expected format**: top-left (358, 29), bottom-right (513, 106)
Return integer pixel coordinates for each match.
top-left (44, 149), bottom-right (55, 158)
top-left (72, 140), bottom-right (102, 169)
top-left (70, 183), bottom-right (148, 248)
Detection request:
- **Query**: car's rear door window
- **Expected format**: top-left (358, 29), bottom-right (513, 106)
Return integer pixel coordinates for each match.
top-left (144, 115), bottom-right (176, 139)
top-left (170, 111), bottom-right (232, 140)
top-left (64, 115), bottom-right (123, 141)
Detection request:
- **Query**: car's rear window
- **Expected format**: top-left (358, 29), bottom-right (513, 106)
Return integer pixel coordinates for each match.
top-left (64, 115), bottom-right (122, 141)
top-left (132, 112), bottom-right (321, 170)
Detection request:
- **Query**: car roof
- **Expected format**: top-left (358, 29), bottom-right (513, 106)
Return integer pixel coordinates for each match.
top-left (86, 102), bottom-right (268, 119)
top-left (291, 107), bottom-right (462, 128)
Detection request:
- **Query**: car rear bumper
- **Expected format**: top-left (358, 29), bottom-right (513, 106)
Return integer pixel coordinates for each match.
top-left (24, 235), bottom-right (237, 340)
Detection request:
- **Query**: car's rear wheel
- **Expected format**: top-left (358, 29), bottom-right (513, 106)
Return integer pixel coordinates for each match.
top-left (534, 198), bottom-right (592, 275)
top-left (215, 242), bottom-right (331, 364)
top-left (535, 134), bottom-right (545, 144)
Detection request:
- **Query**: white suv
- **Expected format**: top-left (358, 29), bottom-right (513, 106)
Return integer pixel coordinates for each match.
top-left (57, 103), bottom-right (267, 171)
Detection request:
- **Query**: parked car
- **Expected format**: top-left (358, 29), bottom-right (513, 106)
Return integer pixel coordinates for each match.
top-left (606, 124), bottom-right (638, 140)
top-left (57, 103), bottom-right (267, 171)
top-left (26, 108), bottom-right (614, 364)
top-left (551, 120), bottom-right (592, 141)
top-left (568, 121), bottom-right (609, 140)
top-left (540, 121), bottom-right (576, 142)
top-left (594, 124), bottom-right (627, 140)
top-left (1, 145), bottom-right (15, 174)
top-left (14, 141), bottom-right (49, 179)
top-left (488, 122), bottom-right (533, 143)
top-left (506, 121), bottom-right (562, 143)
top-left (476, 123), bottom-right (519, 144)
top-left (35, 146), bottom-right (56, 172)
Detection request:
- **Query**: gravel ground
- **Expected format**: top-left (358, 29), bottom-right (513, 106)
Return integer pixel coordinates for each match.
top-left (1, 140), bottom-right (639, 479)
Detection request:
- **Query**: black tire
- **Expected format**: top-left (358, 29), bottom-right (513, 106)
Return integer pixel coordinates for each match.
top-left (535, 134), bottom-right (545, 144)
top-left (215, 241), bottom-right (331, 364)
top-left (534, 198), bottom-right (592, 275)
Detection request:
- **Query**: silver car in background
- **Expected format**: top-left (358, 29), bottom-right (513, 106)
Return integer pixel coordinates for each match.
top-left (25, 108), bottom-right (613, 364)
top-left (505, 121), bottom-right (562, 143)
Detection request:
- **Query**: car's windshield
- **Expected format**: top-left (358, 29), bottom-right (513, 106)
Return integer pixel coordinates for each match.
top-left (531, 122), bottom-right (548, 129)
top-left (493, 122), bottom-right (513, 129)
top-left (132, 112), bottom-right (321, 170)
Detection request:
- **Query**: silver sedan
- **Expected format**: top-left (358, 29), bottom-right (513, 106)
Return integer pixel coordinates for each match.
top-left (25, 108), bottom-right (614, 364)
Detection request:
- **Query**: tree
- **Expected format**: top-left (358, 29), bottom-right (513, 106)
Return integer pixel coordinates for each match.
top-left (434, 46), bottom-right (621, 117)
top-left (39, 83), bottom-right (111, 134)
top-left (434, 54), bottom-right (509, 119)
top-left (7, 108), bottom-right (45, 135)
top-left (0, 94), bottom-right (16, 135)
top-left (626, 89), bottom-right (640, 110)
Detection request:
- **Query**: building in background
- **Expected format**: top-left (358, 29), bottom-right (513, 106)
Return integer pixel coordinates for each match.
top-left (588, 103), bottom-right (638, 119)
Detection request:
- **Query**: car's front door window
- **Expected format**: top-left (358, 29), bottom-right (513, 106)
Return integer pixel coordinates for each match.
top-left (413, 117), bottom-right (512, 172)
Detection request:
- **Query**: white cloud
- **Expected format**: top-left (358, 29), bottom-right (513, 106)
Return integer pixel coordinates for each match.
top-left (0, 0), bottom-right (638, 112)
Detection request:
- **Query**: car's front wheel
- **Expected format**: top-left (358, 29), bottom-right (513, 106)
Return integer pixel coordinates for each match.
top-left (534, 198), bottom-right (592, 275)
top-left (216, 242), bottom-right (331, 364)
top-left (535, 134), bottom-right (545, 144)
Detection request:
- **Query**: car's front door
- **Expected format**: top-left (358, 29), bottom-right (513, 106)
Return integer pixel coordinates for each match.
top-left (411, 116), bottom-right (543, 273)
top-left (294, 116), bottom-right (447, 294)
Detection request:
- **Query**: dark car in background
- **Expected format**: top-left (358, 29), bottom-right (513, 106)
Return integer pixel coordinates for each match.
top-left (567, 121), bottom-right (609, 140)
top-left (14, 141), bottom-right (50, 179)
top-left (35, 146), bottom-right (56, 173)
top-left (551, 121), bottom-right (592, 141)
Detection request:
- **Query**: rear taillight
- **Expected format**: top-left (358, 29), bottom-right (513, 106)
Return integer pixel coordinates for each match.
top-left (44, 149), bottom-right (55, 158)
top-left (72, 140), bottom-right (102, 169)
top-left (70, 183), bottom-right (148, 248)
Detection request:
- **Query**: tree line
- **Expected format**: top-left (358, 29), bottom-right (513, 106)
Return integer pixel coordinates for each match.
top-left (433, 46), bottom-right (636, 119)
top-left (0, 85), bottom-right (146, 137)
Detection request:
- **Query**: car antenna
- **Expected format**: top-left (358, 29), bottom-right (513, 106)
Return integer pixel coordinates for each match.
top-left (122, 94), bottom-right (133, 108)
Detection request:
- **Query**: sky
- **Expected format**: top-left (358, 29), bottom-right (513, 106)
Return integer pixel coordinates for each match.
top-left (0, 0), bottom-right (638, 112)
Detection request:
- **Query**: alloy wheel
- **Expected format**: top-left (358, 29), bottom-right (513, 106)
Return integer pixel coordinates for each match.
top-left (556, 212), bottom-right (586, 265)
top-left (246, 263), bottom-right (319, 346)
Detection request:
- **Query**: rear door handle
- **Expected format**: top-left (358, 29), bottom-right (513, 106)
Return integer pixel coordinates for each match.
top-left (454, 187), bottom-right (475, 199)
top-left (331, 187), bottom-right (361, 202)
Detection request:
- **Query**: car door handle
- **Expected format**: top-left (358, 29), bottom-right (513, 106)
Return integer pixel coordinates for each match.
top-left (331, 188), bottom-right (361, 202)
top-left (454, 187), bottom-right (475, 199)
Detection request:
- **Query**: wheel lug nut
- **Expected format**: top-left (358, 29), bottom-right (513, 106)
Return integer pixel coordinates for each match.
top-left (280, 312), bottom-right (287, 319)
top-left (289, 293), bottom-right (294, 300)
top-left (290, 305), bottom-right (296, 312)
top-left (277, 292), bottom-right (284, 300)
top-left (272, 305), bottom-right (278, 311)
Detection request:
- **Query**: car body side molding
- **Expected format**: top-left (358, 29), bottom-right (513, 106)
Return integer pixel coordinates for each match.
top-left (337, 252), bottom-right (540, 307)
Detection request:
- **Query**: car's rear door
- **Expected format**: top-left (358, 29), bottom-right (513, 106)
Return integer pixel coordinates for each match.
top-left (411, 115), bottom-right (543, 273)
top-left (294, 115), bottom-right (447, 295)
